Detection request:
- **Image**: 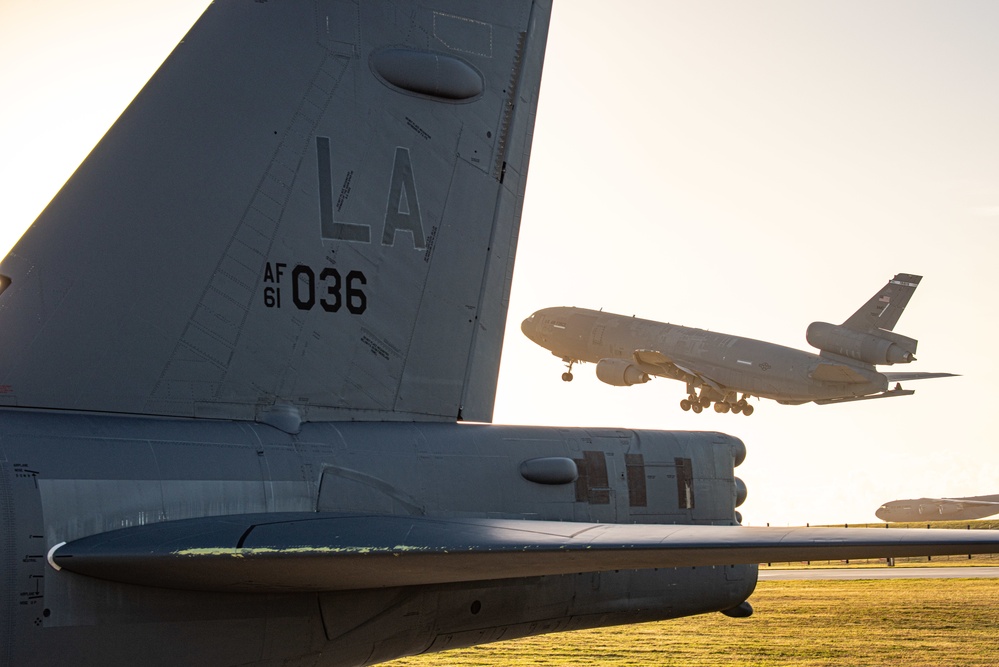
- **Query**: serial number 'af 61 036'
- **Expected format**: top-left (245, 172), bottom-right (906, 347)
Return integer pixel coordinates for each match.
top-left (262, 262), bottom-right (366, 314)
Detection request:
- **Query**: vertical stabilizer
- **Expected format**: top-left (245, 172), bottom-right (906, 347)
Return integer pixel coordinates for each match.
top-left (0, 1), bottom-right (551, 424)
top-left (841, 273), bottom-right (921, 333)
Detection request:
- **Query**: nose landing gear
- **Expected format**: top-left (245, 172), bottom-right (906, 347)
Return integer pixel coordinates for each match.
top-left (561, 359), bottom-right (576, 382)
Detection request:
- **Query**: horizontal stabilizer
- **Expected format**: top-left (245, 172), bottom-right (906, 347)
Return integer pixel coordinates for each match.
top-left (51, 512), bottom-right (999, 593)
top-left (809, 363), bottom-right (870, 384)
top-left (814, 386), bottom-right (915, 405)
top-left (883, 372), bottom-right (959, 382)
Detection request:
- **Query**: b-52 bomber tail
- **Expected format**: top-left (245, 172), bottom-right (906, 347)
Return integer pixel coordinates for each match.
top-left (523, 273), bottom-right (956, 415)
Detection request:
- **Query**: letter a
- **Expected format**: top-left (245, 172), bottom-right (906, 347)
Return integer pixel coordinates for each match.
top-left (382, 147), bottom-right (426, 249)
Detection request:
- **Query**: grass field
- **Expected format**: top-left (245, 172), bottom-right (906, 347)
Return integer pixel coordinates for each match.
top-left (385, 578), bottom-right (999, 666)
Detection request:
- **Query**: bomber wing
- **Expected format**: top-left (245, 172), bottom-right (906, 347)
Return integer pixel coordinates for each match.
top-left (51, 512), bottom-right (999, 593)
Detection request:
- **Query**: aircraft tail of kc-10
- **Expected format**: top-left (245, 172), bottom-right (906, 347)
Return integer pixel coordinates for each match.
top-left (0, 0), bottom-right (550, 428)
top-left (842, 272), bottom-right (922, 333)
top-left (806, 273), bottom-right (927, 370)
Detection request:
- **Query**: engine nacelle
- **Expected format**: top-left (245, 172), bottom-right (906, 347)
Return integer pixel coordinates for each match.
top-left (806, 321), bottom-right (917, 366)
top-left (595, 358), bottom-right (650, 386)
top-left (734, 476), bottom-right (748, 508)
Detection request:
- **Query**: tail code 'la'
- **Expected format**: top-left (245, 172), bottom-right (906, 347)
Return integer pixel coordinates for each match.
top-left (0, 1), bottom-right (552, 426)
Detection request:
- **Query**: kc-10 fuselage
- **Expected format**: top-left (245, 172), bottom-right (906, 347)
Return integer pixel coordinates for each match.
top-left (524, 306), bottom-right (887, 404)
top-left (523, 274), bottom-right (954, 415)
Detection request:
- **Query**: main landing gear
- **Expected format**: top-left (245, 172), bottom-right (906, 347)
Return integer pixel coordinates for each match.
top-left (680, 392), bottom-right (754, 416)
top-left (561, 359), bottom-right (576, 382)
top-left (679, 394), bottom-right (710, 414)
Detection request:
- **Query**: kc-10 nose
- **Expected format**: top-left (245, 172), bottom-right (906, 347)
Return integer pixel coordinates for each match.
top-left (521, 315), bottom-right (534, 339)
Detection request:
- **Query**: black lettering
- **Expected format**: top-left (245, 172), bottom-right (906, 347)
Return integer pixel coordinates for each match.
top-left (319, 268), bottom-right (342, 313)
top-left (318, 137), bottom-right (371, 242)
top-left (346, 271), bottom-right (367, 314)
top-left (264, 286), bottom-right (278, 308)
top-left (292, 264), bottom-right (315, 310)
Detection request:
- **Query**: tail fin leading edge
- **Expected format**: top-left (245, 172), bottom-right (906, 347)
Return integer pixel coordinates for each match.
top-left (0, 1), bottom-right (552, 424)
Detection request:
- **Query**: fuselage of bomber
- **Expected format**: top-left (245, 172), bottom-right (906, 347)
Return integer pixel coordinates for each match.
top-left (0, 408), bottom-right (753, 666)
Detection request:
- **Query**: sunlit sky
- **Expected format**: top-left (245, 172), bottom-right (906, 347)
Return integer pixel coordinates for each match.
top-left (3, 1), bottom-right (998, 525)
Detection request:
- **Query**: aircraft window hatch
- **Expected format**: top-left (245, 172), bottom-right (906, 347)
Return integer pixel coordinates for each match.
top-left (573, 451), bottom-right (610, 504)
top-left (675, 457), bottom-right (695, 509)
top-left (625, 454), bottom-right (647, 507)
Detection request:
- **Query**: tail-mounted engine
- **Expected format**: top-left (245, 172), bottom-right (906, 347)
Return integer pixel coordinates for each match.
top-left (595, 358), bottom-right (650, 386)
top-left (806, 322), bottom-right (917, 366)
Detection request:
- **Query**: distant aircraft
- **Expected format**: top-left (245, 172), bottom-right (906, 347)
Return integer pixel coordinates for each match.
top-left (1, 3), bottom-right (996, 666)
top-left (877, 494), bottom-right (999, 522)
top-left (522, 273), bottom-right (955, 415)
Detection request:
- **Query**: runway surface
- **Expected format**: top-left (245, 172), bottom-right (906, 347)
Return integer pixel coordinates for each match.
top-left (759, 566), bottom-right (999, 580)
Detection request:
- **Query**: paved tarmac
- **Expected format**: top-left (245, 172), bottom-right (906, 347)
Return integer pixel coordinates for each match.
top-left (759, 566), bottom-right (999, 580)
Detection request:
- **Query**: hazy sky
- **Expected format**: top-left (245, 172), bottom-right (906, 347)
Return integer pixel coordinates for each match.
top-left (3, 1), bottom-right (998, 525)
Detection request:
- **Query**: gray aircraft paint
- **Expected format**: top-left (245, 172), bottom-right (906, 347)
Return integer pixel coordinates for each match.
top-left (0, 0), bottom-right (539, 424)
top-left (877, 494), bottom-right (999, 522)
top-left (522, 273), bottom-right (955, 414)
top-left (1, 3), bottom-right (997, 667)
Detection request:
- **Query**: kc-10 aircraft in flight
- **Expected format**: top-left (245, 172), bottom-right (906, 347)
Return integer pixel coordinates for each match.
top-left (877, 494), bottom-right (999, 522)
top-left (1, 3), bottom-right (996, 666)
top-left (522, 274), bottom-right (955, 416)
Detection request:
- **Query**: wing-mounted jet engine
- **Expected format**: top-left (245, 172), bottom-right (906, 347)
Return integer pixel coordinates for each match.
top-left (595, 358), bottom-right (650, 386)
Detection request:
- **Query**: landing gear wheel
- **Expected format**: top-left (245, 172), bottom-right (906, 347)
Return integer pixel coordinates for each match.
top-left (561, 372), bottom-right (574, 382)
top-left (714, 402), bottom-right (730, 413)
top-left (736, 399), bottom-right (748, 410)
top-left (680, 399), bottom-right (692, 411)
top-left (692, 404), bottom-right (703, 414)
top-left (731, 404), bottom-right (743, 414)
top-left (742, 404), bottom-right (754, 416)
top-left (699, 396), bottom-right (711, 409)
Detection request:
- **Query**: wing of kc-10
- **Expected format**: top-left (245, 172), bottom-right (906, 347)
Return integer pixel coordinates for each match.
top-left (51, 512), bottom-right (999, 593)
top-left (633, 349), bottom-right (724, 392)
